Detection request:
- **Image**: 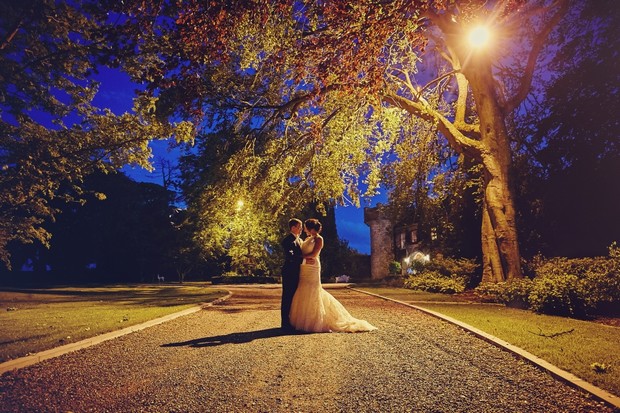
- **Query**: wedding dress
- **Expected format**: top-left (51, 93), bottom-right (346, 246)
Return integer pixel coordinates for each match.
top-left (289, 236), bottom-right (377, 333)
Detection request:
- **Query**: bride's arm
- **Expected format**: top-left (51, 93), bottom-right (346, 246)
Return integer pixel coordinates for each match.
top-left (303, 237), bottom-right (323, 264)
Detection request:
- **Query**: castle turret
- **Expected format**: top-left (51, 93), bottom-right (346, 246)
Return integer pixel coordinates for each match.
top-left (364, 205), bottom-right (393, 280)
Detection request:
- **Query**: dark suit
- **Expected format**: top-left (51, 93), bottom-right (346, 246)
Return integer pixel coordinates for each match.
top-left (281, 233), bottom-right (302, 329)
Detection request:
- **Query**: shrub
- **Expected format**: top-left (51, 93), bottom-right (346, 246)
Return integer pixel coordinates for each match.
top-left (530, 246), bottom-right (620, 315)
top-left (388, 261), bottom-right (402, 275)
top-left (473, 282), bottom-right (505, 302)
top-left (211, 273), bottom-right (278, 284)
top-left (402, 256), bottom-right (477, 294)
top-left (527, 273), bottom-right (589, 317)
top-left (477, 244), bottom-right (620, 317)
top-left (474, 244), bottom-right (620, 317)
top-left (404, 270), bottom-right (466, 294)
top-left (475, 278), bottom-right (533, 308)
top-left (421, 256), bottom-right (480, 288)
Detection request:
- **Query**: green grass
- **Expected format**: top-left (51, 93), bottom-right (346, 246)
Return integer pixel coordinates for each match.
top-left (357, 286), bottom-right (620, 398)
top-left (352, 285), bottom-right (475, 302)
top-left (0, 283), bottom-right (228, 362)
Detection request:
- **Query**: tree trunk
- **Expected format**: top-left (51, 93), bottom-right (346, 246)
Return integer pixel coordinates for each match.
top-left (479, 170), bottom-right (522, 282)
top-left (481, 199), bottom-right (504, 283)
top-left (466, 57), bottom-right (522, 282)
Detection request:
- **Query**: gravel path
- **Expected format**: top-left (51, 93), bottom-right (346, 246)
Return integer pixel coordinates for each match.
top-left (0, 286), bottom-right (613, 413)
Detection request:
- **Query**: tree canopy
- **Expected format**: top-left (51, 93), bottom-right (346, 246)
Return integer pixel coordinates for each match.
top-left (0, 0), bottom-right (193, 268)
top-left (5, 0), bottom-right (613, 283)
top-left (106, 0), bottom-right (570, 282)
top-left (514, 0), bottom-right (620, 257)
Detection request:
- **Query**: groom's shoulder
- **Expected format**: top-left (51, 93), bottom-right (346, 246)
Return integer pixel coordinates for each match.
top-left (281, 233), bottom-right (293, 243)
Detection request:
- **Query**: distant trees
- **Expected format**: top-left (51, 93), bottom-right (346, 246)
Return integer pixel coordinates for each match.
top-left (177, 125), bottom-right (357, 278)
top-left (514, 0), bottom-right (620, 257)
top-left (7, 172), bottom-right (181, 281)
top-left (0, 1), bottom-right (193, 268)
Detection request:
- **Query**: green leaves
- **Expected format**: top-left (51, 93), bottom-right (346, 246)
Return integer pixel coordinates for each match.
top-left (0, 1), bottom-right (195, 268)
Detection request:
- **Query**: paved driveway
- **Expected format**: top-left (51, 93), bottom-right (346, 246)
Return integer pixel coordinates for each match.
top-left (0, 286), bottom-right (612, 412)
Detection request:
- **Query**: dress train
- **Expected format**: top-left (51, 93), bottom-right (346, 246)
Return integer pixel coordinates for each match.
top-left (289, 260), bottom-right (377, 333)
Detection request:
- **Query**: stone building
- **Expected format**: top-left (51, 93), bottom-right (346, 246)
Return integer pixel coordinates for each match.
top-left (364, 205), bottom-right (424, 279)
top-left (363, 205), bottom-right (393, 280)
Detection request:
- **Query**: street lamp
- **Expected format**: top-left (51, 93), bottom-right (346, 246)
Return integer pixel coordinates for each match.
top-left (468, 25), bottom-right (491, 48)
top-left (235, 199), bottom-right (244, 212)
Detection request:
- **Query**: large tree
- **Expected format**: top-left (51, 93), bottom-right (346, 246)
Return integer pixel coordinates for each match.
top-left (177, 124), bottom-right (355, 278)
top-left (0, 0), bottom-right (193, 269)
top-left (111, 0), bottom-right (570, 283)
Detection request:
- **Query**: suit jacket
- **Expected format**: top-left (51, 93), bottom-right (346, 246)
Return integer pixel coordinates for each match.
top-left (281, 233), bottom-right (302, 280)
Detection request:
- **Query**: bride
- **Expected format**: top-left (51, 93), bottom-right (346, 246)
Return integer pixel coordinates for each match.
top-left (289, 218), bottom-right (377, 333)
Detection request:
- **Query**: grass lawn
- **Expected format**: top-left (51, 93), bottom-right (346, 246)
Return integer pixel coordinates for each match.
top-left (356, 286), bottom-right (620, 398)
top-left (352, 285), bottom-right (478, 303)
top-left (0, 283), bottom-right (228, 363)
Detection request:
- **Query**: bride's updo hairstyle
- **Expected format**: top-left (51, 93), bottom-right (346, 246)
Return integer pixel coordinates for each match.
top-left (304, 218), bottom-right (322, 233)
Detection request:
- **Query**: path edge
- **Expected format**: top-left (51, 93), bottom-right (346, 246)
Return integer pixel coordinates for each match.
top-left (350, 287), bottom-right (620, 411)
top-left (0, 291), bottom-right (233, 376)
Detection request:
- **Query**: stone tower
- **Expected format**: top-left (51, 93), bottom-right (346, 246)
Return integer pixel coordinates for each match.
top-left (363, 205), bottom-right (393, 280)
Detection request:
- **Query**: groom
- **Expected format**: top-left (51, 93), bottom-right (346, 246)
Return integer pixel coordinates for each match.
top-left (280, 218), bottom-right (303, 331)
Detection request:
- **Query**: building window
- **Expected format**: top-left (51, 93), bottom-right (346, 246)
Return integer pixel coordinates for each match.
top-left (399, 232), bottom-right (405, 249)
top-left (410, 230), bottom-right (417, 244)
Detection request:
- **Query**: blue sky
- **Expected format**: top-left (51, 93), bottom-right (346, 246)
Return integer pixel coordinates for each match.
top-left (95, 68), bottom-right (380, 254)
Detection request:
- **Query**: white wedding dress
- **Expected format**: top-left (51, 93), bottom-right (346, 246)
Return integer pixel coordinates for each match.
top-left (289, 236), bottom-right (377, 333)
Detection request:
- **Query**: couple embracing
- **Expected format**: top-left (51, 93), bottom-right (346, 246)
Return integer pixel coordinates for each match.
top-left (280, 218), bottom-right (377, 333)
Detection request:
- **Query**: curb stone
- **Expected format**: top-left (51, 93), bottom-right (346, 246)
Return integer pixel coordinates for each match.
top-left (0, 292), bottom-right (233, 376)
top-left (350, 287), bottom-right (620, 411)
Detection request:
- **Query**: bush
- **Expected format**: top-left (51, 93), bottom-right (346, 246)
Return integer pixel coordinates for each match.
top-left (527, 273), bottom-right (589, 317)
top-left (404, 270), bottom-right (466, 294)
top-left (475, 278), bottom-right (533, 308)
top-left (531, 246), bottom-right (620, 315)
top-left (211, 273), bottom-right (278, 284)
top-left (476, 244), bottom-right (620, 317)
top-left (389, 261), bottom-right (402, 275)
top-left (421, 256), bottom-right (480, 288)
top-left (402, 256), bottom-right (477, 294)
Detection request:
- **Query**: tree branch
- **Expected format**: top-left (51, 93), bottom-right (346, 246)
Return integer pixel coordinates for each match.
top-left (382, 92), bottom-right (485, 160)
top-left (503, 0), bottom-right (569, 112)
top-left (0, 20), bottom-right (22, 51)
top-left (529, 328), bottom-right (574, 338)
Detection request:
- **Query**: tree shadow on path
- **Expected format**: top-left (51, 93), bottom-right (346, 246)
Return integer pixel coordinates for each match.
top-left (161, 327), bottom-right (307, 348)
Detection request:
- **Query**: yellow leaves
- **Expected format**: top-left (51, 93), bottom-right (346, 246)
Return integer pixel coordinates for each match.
top-left (194, 174), bottom-right (280, 267)
top-left (172, 121), bottom-right (195, 144)
top-left (132, 95), bottom-right (158, 118)
top-left (232, 3), bottom-right (295, 72)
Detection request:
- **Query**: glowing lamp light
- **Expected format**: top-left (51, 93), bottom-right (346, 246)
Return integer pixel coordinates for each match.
top-left (468, 25), bottom-right (491, 48)
top-left (235, 199), bottom-right (244, 211)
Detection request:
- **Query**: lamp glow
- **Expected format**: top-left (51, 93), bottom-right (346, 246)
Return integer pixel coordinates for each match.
top-left (468, 26), bottom-right (491, 48)
top-left (235, 200), bottom-right (244, 211)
